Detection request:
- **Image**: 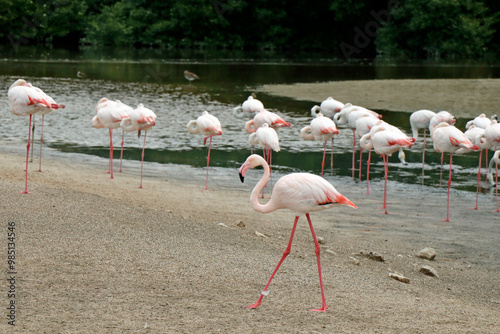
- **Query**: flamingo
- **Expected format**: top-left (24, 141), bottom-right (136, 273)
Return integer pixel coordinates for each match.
top-left (120, 104), bottom-right (157, 188)
top-left (238, 154), bottom-right (357, 312)
top-left (233, 94), bottom-right (264, 119)
top-left (359, 125), bottom-right (414, 214)
top-left (310, 97), bottom-right (344, 119)
top-left (486, 150), bottom-right (500, 212)
top-left (184, 70), bottom-right (200, 83)
top-left (8, 79), bottom-right (64, 193)
top-left (431, 123), bottom-right (478, 221)
top-left (465, 113), bottom-right (498, 130)
top-left (245, 109), bottom-right (291, 134)
top-left (187, 111), bottom-right (223, 190)
top-left (248, 123), bottom-right (280, 196)
top-left (455, 126), bottom-right (492, 210)
top-left (335, 104), bottom-right (382, 180)
top-left (355, 115), bottom-right (380, 193)
top-left (300, 113), bottom-right (339, 177)
top-left (429, 111), bottom-right (457, 186)
top-left (92, 100), bottom-right (130, 179)
top-left (410, 109), bottom-right (436, 184)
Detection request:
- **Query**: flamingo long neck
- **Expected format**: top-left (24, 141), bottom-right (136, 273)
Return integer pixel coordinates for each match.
top-left (250, 159), bottom-right (276, 214)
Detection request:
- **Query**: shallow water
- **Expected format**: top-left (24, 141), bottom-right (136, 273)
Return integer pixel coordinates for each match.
top-left (1, 53), bottom-right (500, 194)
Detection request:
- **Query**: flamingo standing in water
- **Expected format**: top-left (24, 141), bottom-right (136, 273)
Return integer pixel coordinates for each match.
top-left (410, 109), bottom-right (436, 184)
top-left (238, 154), bottom-right (357, 312)
top-left (249, 123), bottom-right (280, 196)
top-left (431, 123), bottom-right (478, 221)
top-left (485, 121), bottom-right (500, 212)
top-left (8, 79), bottom-right (65, 193)
top-left (429, 111), bottom-right (456, 186)
top-left (359, 125), bottom-right (414, 214)
top-left (300, 113), bottom-right (339, 177)
top-left (187, 111), bottom-right (223, 190)
top-left (245, 109), bottom-right (291, 133)
top-left (455, 126), bottom-right (492, 210)
top-left (335, 104), bottom-right (382, 180)
top-left (310, 97), bottom-right (344, 119)
top-left (233, 94), bottom-right (264, 119)
top-left (92, 100), bottom-right (130, 179)
top-left (120, 104), bottom-right (157, 188)
top-left (355, 115), bottom-right (380, 193)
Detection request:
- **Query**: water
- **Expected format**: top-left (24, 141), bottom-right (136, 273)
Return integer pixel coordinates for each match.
top-left (1, 47), bottom-right (500, 193)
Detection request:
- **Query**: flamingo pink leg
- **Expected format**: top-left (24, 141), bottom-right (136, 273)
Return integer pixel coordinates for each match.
top-left (30, 116), bottom-right (35, 163)
top-left (109, 129), bottom-right (114, 179)
top-left (305, 213), bottom-right (328, 312)
top-left (421, 129), bottom-right (426, 185)
top-left (381, 154), bottom-right (389, 214)
top-left (359, 147), bottom-right (363, 181)
top-left (139, 132), bottom-right (147, 189)
top-left (119, 129), bottom-right (125, 172)
top-left (471, 150), bottom-right (482, 210)
top-left (37, 114), bottom-right (45, 172)
top-left (442, 153), bottom-right (453, 222)
top-left (352, 129), bottom-right (356, 180)
top-left (321, 140), bottom-right (327, 177)
top-left (366, 150), bottom-right (371, 195)
top-left (21, 114), bottom-right (33, 194)
top-left (439, 152), bottom-right (444, 187)
top-left (204, 136), bottom-right (213, 190)
top-left (245, 216), bottom-right (299, 310)
top-left (484, 150), bottom-right (490, 194)
top-left (330, 138), bottom-right (334, 175)
top-left (494, 162), bottom-right (499, 213)
top-left (269, 148), bottom-right (273, 190)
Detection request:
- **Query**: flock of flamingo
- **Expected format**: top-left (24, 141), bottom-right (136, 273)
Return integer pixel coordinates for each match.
top-left (7, 77), bottom-right (500, 312)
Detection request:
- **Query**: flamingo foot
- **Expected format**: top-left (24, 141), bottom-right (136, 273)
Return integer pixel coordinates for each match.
top-left (36, 169), bottom-right (42, 173)
top-left (492, 209), bottom-right (500, 213)
top-left (309, 305), bottom-right (328, 312)
top-left (470, 206), bottom-right (478, 210)
top-left (138, 185), bottom-right (144, 189)
top-left (441, 219), bottom-right (451, 222)
top-left (244, 301), bottom-right (261, 309)
top-left (19, 190), bottom-right (30, 194)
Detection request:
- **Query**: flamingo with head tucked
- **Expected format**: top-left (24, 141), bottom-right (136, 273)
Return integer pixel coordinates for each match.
top-left (249, 123), bottom-right (280, 195)
top-left (238, 154), bottom-right (357, 312)
top-left (233, 94), bottom-right (264, 119)
top-left (187, 111), bottom-right (223, 190)
top-left (429, 111), bottom-right (456, 186)
top-left (92, 100), bottom-right (130, 180)
top-left (8, 79), bottom-right (64, 193)
top-left (431, 123), bottom-right (478, 221)
top-left (310, 97), bottom-right (344, 119)
top-left (245, 109), bottom-right (290, 134)
top-left (359, 125), bottom-right (414, 214)
top-left (120, 104), bottom-right (157, 188)
top-left (300, 113), bottom-right (339, 177)
top-left (486, 150), bottom-right (500, 212)
top-left (410, 109), bottom-right (436, 184)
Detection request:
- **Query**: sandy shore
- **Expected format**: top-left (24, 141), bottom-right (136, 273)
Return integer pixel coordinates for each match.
top-left (258, 79), bottom-right (500, 119)
top-left (1, 140), bottom-right (499, 333)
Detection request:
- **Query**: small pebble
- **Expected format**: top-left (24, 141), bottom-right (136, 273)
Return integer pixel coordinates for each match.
top-left (419, 265), bottom-right (439, 277)
top-left (255, 231), bottom-right (268, 238)
top-left (218, 223), bottom-right (228, 228)
top-left (358, 251), bottom-right (386, 262)
top-left (317, 236), bottom-right (326, 245)
top-left (349, 256), bottom-right (360, 266)
top-left (389, 272), bottom-right (410, 283)
top-left (416, 247), bottom-right (437, 260)
top-left (235, 221), bottom-right (246, 228)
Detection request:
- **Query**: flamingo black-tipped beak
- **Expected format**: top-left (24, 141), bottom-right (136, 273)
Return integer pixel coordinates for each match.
top-left (239, 172), bottom-right (245, 183)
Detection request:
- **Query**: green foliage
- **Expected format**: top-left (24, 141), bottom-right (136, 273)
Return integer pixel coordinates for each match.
top-left (375, 0), bottom-right (498, 58)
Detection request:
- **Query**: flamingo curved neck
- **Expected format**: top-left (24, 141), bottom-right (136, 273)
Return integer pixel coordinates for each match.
top-left (250, 159), bottom-right (276, 214)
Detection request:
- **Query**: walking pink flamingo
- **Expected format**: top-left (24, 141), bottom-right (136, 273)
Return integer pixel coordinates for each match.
top-left (300, 113), bottom-right (339, 177)
top-left (431, 123), bottom-right (478, 221)
top-left (310, 97), bottom-right (344, 119)
top-left (245, 109), bottom-right (291, 133)
top-left (486, 150), bottom-right (500, 212)
top-left (8, 79), bottom-right (64, 193)
top-left (92, 100), bottom-right (130, 179)
top-left (410, 109), bottom-right (436, 184)
top-left (187, 111), bottom-right (223, 190)
top-left (120, 104), bottom-right (157, 188)
top-left (455, 126), bottom-right (492, 210)
top-left (238, 154), bottom-right (357, 312)
top-left (359, 125), bottom-right (414, 214)
top-left (233, 94), bottom-right (264, 119)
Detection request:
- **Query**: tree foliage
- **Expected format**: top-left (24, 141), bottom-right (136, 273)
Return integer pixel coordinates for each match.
top-left (0, 0), bottom-right (499, 59)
